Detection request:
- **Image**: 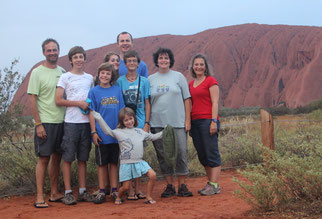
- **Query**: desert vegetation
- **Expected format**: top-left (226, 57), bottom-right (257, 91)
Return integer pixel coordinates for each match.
top-left (0, 61), bottom-right (321, 217)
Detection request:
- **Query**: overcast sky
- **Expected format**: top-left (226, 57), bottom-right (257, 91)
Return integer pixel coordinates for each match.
top-left (1, 0), bottom-right (321, 76)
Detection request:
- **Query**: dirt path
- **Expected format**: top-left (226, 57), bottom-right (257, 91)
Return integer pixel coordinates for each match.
top-left (0, 170), bottom-right (254, 219)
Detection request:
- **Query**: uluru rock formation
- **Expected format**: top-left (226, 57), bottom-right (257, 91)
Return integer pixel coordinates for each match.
top-left (13, 23), bottom-right (322, 115)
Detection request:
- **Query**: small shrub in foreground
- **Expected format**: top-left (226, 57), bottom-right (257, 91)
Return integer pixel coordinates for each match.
top-left (234, 144), bottom-right (322, 214)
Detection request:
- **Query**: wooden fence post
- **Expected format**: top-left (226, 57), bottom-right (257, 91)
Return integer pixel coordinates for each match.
top-left (260, 109), bottom-right (275, 150)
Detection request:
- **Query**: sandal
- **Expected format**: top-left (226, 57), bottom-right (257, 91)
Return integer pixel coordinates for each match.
top-left (48, 196), bottom-right (63, 202)
top-left (136, 192), bottom-right (146, 199)
top-left (114, 199), bottom-right (123, 205)
top-left (127, 194), bottom-right (138, 200)
top-left (33, 202), bottom-right (49, 208)
top-left (144, 199), bottom-right (156, 204)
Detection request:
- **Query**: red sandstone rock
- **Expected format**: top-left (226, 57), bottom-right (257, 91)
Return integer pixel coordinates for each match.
top-left (12, 23), bottom-right (322, 115)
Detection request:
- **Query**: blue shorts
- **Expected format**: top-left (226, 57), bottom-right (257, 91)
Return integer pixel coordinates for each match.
top-left (190, 119), bottom-right (221, 167)
top-left (119, 160), bottom-right (151, 182)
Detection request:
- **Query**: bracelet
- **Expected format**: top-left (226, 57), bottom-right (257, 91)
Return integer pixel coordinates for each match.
top-left (91, 131), bottom-right (97, 136)
top-left (212, 119), bottom-right (218, 123)
top-left (35, 122), bottom-right (42, 127)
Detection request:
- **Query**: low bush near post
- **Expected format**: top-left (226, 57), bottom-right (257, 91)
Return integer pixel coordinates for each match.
top-left (233, 122), bottom-right (322, 216)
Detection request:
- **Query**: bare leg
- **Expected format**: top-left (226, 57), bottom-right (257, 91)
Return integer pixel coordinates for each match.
top-left (78, 160), bottom-right (87, 189)
top-left (109, 163), bottom-right (118, 189)
top-left (62, 161), bottom-right (72, 191)
top-left (146, 169), bottom-right (156, 201)
top-left (134, 178), bottom-right (140, 193)
top-left (165, 175), bottom-right (173, 185)
top-left (117, 180), bottom-right (131, 202)
top-left (205, 166), bottom-right (221, 183)
top-left (48, 152), bottom-right (62, 199)
top-left (97, 165), bottom-right (107, 189)
top-left (106, 164), bottom-right (110, 189)
top-left (36, 156), bottom-right (50, 203)
top-left (128, 181), bottom-right (136, 197)
top-left (178, 175), bottom-right (186, 187)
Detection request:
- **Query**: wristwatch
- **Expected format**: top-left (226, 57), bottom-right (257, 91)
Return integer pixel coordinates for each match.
top-left (145, 121), bottom-right (150, 125)
top-left (212, 119), bottom-right (218, 123)
top-left (91, 131), bottom-right (97, 135)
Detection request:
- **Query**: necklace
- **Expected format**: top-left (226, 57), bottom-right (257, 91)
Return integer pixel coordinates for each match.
top-left (193, 76), bottom-right (206, 87)
top-left (126, 74), bottom-right (137, 82)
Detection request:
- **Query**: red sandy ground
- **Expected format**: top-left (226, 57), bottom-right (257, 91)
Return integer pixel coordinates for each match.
top-left (0, 170), bottom-right (255, 219)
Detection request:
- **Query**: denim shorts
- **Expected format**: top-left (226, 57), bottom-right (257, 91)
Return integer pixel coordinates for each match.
top-left (190, 119), bottom-right (221, 167)
top-left (151, 127), bottom-right (189, 176)
top-left (119, 160), bottom-right (151, 182)
top-left (61, 123), bottom-right (92, 162)
top-left (34, 123), bottom-right (64, 157)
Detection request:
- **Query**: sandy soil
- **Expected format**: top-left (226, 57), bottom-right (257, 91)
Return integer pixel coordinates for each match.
top-left (0, 170), bottom-right (254, 219)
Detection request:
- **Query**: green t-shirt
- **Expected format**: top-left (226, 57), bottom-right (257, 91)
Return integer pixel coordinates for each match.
top-left (27, 65), bottom-right (65, 123)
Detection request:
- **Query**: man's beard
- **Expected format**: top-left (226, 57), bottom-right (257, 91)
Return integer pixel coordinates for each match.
top-left (46, 55), bottom-right (58, 64)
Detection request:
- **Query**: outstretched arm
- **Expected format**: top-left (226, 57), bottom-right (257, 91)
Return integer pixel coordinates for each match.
top-left (91, 111), bottom-right (115, 138)
top-left (145, 130), bottom-right (163, 141)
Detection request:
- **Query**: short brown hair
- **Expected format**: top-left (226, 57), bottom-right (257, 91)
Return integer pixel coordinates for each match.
top-left (42, 38), bottom-right (60, 52)
top-left (117, 32), bottom-right (133, 43)
top-left (118, 107), bottom-right (138, 128)
top-left (124, 50), bottom-right (140, 64)
top-left (96, 63), bottom-right (118, 86)
top-left (68, 46), bottom-right (86, 62)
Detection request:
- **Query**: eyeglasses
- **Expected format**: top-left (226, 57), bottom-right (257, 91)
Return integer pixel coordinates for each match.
top-left (126, 59), bottom-right (138, 63)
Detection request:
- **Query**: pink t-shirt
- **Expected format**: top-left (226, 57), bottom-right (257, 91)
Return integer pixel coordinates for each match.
top-left (189, 76), bottom-right (219, 120)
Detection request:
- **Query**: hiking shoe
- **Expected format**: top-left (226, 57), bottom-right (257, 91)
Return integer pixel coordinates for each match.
top-left (198, 182), bottom-right (211, 194)
top-left (94, 192), bottom-right (106, 204)
top-left (62, 192), bottom-right (77, 205)
top-left (200, 183), bottom-right (220, 196)
top-left (177, 184), bottom-right (193, 197)
top-left (111, 191), bottom-right (118, 200)
top-left (92, 188), bottom-right (110, 196)
top-left (78, 191), bottom-right (95, 202)
top-left (161, 184), bottom-right (176, 198)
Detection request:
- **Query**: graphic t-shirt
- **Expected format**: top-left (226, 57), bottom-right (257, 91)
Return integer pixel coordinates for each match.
top-left (116, 76), bottom-right (150, 128)
top-left (148, 70), bottom-right (190, 128)
top-left (57, 72), bottom-right (94, 123)
top-left (88, 85), bottom-right (125, 144)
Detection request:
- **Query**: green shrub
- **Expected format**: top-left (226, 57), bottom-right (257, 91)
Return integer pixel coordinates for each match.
top-left (234, 123), bottom-right (322, 213)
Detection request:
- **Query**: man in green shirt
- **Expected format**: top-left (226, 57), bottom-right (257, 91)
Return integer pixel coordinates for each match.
top-left (27, 38), bottom-right (65, 208)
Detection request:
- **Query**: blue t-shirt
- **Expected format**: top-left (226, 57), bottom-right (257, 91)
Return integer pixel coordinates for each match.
top-left (116, 76), bottom-right (150, 128)
top-left (119, 59), bottom-right (149, 78)
top-left (87, 85), bottom-right (125, 144)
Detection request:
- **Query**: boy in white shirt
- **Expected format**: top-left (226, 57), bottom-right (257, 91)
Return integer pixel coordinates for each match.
top-left (55, 46), bottom-right (94, 205)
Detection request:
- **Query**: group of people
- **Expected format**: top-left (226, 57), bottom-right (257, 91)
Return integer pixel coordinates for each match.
top-left (27, 31), bottom-right (222, 208)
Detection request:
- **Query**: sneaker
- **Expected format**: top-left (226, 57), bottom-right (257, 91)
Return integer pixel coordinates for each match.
top-left (198, 182), bottom-right (211, 194)
top-left (92, 188), bottom-right (110, 196)
top-left (111, 191), bottom-right (118, 200)
top-left (200, 183), bottom-right (220, 196)
top-left (62, 192), bottom-right (77, 205)
top-left (161, 184), bottom-right (176, 198)
top-left (94, 192), bottom-right (106, 204)
top-left (177, 184), bottom-right (193, 197)
top-left (78, 191), bottom-right (95, 202)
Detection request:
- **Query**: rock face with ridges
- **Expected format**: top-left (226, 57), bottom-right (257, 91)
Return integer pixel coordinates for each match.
top-left (13, 23), bottom-right (322, 115)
